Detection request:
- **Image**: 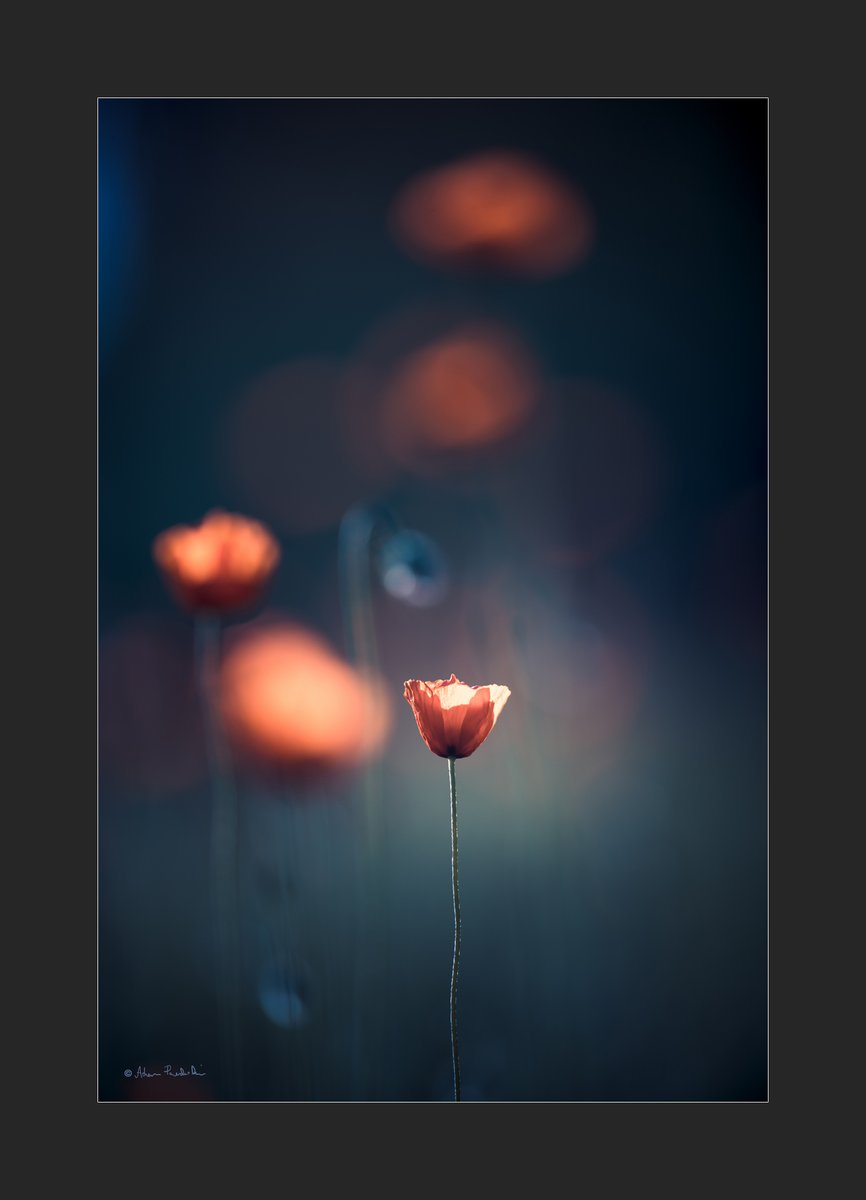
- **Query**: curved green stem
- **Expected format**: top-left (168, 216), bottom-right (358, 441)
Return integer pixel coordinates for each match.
top-left (448, 756), bottom-right (461, 1102)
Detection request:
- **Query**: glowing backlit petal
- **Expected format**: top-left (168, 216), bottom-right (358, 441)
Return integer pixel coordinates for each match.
top-left (403, 674), bottom-right (511, 759)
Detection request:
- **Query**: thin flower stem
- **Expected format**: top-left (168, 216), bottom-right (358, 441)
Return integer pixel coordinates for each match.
top-left (448, 756), bottom-right (462, 1103)
top-left (195, 614), bottom-right (243, 1100)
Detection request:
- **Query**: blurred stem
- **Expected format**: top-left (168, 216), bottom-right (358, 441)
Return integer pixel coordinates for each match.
top-left (338, 506), bottom-right (378, 676)
top-left (448, 756), bottom-right (462, 1103)
top-left (339, 505), bottom-right (387, 1098)
top-left (195, 614), bottom-right (243, 1100)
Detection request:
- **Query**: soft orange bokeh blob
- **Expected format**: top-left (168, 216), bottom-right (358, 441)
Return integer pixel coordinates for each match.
top-left (382, 324), bottom-right (539, 463)
top-left (153, 510), bottom-right (280, 614)
top-left (220, 623), bottom-right (390, 775)
top-left (403, 674), bottom-right (510, 759)
top-left (391, 151), bottom-right (593, 276)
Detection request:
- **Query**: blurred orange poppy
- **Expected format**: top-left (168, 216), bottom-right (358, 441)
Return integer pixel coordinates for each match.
top-left (153, 510), bottom-right (280, 614)
top-left (382, 324), bottom-right (539, 460)
top-left (220, 623), bottom-right (390, 775)
top-left (403, 674), bottom-right (510, 759)
top-left (391, 151), bottom-right (593, 277)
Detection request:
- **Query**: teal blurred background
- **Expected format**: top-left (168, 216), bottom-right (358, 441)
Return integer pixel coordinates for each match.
top-left (99, 98), bottom-right (766, 1101)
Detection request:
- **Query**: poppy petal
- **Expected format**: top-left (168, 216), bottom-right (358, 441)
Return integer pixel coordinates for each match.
top-left (404, 679), bottom-right (451, 757)
top-left (452, 688), bottom-right (496, 757)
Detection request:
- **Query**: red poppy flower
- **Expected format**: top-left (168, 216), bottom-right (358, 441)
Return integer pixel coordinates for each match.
top-left (153, 510), bottom-right (280, 614)
top-left (403, 674), bottom-right (510, 759)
